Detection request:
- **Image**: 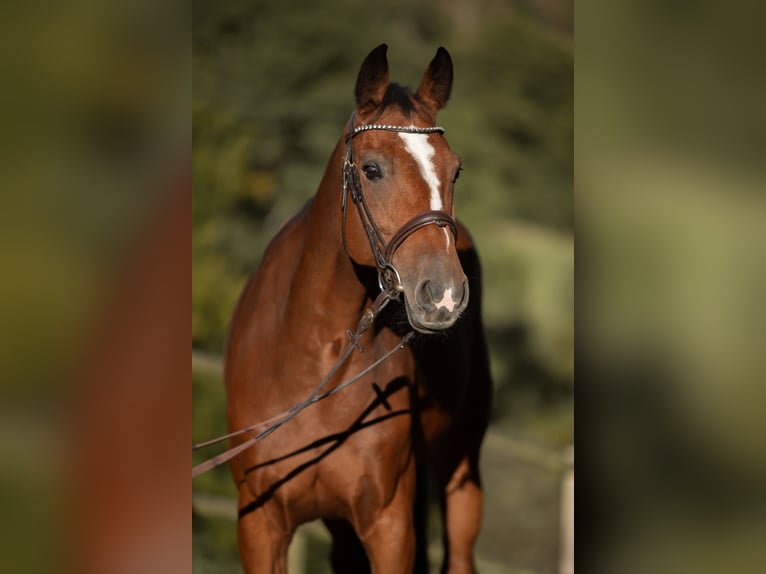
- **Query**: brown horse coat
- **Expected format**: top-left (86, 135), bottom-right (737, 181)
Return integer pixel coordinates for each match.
top-left (225, 44), bottom-right (492, 574)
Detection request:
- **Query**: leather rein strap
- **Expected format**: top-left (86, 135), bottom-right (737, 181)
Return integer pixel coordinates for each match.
top-left (342, 113), bottom-right (458, 293)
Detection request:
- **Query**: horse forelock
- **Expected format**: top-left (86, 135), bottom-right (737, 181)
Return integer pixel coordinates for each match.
top-left (379, 83), bottom-right (415, 115)
top-left (369, 83), bottom-right (434, 124)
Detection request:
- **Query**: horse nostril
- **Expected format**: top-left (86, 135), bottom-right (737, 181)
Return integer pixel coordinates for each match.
top-left (415, 280), bottom-right (436, 311)
top-left (459, 278), bottom-right (469, 307)
top-left (415, 279), bottom-right (468, 315)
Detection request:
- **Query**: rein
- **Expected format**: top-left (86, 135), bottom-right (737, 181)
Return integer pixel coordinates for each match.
top-left (192, 116), bottom-right (456, 478)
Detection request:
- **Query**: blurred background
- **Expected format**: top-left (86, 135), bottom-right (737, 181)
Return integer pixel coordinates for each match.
top-left (0, 1), bottom-right (189, 573)
top-left (192, 0), bottom-right (573, 573)
top-left (578, 1), bottom-right (766, 572)
top-left (2, 0), bottom-right (764, 573)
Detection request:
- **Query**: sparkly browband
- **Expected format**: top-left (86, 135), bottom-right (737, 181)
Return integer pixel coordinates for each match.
top-left (346, 123), bottom-right (445, 141)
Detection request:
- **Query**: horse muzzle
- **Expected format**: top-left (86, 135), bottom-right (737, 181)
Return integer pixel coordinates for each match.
top-left (404, 277), bottom-right (469, 333)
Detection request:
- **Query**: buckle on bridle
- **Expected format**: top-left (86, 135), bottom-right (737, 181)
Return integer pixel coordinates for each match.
top-left (343, 158), bottom-right (363, 205)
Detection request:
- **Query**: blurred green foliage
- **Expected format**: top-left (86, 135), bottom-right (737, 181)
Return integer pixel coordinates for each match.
top-left (578, 2), bottom-right (766, 573)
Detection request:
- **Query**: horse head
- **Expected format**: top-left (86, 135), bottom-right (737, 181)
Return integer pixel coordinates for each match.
top-left (342, 44), bottom-right (468, 334)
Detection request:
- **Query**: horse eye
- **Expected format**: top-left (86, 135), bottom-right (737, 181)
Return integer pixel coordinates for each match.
top-left (453, 165), bottom-right (463, 183)
top-left (362, 163), bottom-right (382, 181)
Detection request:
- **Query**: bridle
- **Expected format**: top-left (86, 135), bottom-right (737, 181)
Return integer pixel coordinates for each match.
top-left (342, 113), bottom-right (458, 294)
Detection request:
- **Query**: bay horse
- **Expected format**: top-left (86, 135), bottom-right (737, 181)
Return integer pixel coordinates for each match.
top-left (224, 44), bottom-right (492, 574)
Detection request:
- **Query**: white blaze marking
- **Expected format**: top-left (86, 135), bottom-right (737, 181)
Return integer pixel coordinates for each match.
top-left (433, 288), bottom-right (458, 312)
top-left (398, 131), bottom-right (442, 211)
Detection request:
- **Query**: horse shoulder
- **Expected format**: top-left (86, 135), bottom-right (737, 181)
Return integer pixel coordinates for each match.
top-left (224, 201), bottom-right (311, 386)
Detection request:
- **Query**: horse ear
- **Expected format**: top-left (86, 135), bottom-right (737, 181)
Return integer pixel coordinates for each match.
top-left (416, 47), bottom-right (453, 112)
top-left (355, 44), bottom-right (390, 114)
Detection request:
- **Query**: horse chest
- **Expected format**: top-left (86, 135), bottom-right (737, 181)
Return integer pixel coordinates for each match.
top-left (243, 374), bottom-right (414, 525)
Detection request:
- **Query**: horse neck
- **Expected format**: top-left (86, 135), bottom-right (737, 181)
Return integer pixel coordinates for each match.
top-left (288, 137), bottom-right (371, 334)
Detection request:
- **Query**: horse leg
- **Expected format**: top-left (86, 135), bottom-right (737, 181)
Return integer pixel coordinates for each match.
top-left (356, 463), bottom-right (417, 574)
top-left (236, 489), bottom-right (291, 574)
top-left (437, 453), bottom-right (483, 574)
top-left (323, 518), bottom-right (370, 574)
top-left (413, 462), bottom-right (432, 574)
top-left (436, 311), bottom-right (491, 574)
